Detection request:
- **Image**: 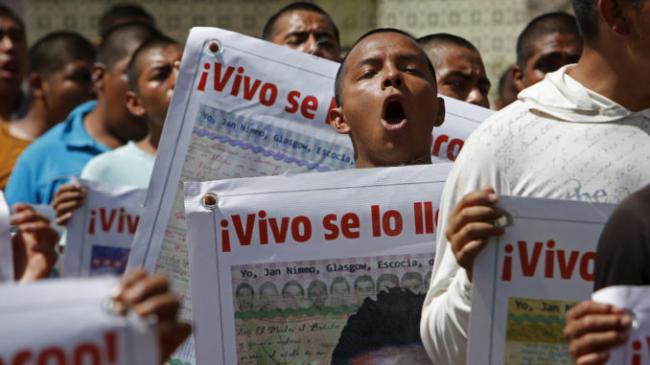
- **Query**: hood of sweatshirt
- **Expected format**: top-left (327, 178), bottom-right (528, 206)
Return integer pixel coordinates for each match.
top-left (518, 65), bottom-right (650, 123)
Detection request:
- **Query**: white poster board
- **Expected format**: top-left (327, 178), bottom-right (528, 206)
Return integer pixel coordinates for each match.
top-left (65, 180), bottom-right (146, 277)
top-left (469, 196), bottom-right (615, 365)
top-left (0, 277), bottom-right (158, 364)
top-left (128, 27), bottom-right (491, 363)
top-left (184, 164), bottom-right (450, 365)
top-left (0, 191), bottom-right (12, 282)
top-left (594, 286), bottom-right (650, 365)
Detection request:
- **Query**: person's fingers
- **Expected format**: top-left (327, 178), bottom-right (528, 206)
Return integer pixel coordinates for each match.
top-left (575, 351), bottom-right (610, 365)
top-left (449, 222), bottom-right (505, 254)
top-left (10, 208), bottom-right (48, 226)
top-left (158, 321), bottom-right (192, 362)
top-left (570, 329), bottom-right (628, 358)
top-left (54, 184), bottom-right (85, 198)
top-left (454, 238), bottom-right (489, 271)
top-left (448, 205), bottom-right (505, 236)
top-left (54, 197), bottom-right (84, 213)
top-left (132, 293), bottom-right (180, 320)
top-left (56, 212), bottom-right (73, 226)
top-left (451, 187), bottom-right (497, 216)
top-left (11, 203), bottom-right (34, 213)
top-left (564, 313), bottom-right (631, 342)
top-left (121, 274), bottom-right (169, 306)
top-left (566, 301), bottom-right (621, 321)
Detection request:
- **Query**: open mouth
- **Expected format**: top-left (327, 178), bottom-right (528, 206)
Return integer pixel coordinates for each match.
top-left (381, 96), bottom-right (407, 131)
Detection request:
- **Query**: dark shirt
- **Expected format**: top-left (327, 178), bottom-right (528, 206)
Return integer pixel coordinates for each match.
top-left (594, 185), bottom-right (650, 290)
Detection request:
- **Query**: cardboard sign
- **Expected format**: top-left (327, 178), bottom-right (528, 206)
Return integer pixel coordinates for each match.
top-left (184, 164), bottom-right (451, 364)
top-left (469, 196), bottom-right (615, 365)
top-left (65, 180), bottom-right (145, 277)
top-left (0, 277), bottom-right (158, 364)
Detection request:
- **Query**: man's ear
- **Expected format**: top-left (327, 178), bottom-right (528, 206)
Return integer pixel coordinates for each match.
top-left (512, 65), bottom-right (525, 92)
top-left (329, 106), bottom-right (351, 134)
top-left (599, 0), bottom-right (631, 36)
top-left (126, 90), bottom-right (146, 117)
top-left (27, 73), bottom-right (44, 99)
top-left (434, 97), bottom-right (445, 127)
top-left (92, 64), bottom-right (106, 95)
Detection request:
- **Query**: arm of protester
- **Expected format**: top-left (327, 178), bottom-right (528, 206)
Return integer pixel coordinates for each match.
top-left (53, 183), bottom-right (86, 226)
top-left (564, 300), bottom-right (631, 365)
top-left (420, 140), bottom-right (508, 365)
top-left (112, 269), bottom-right (192, 363)
top-left (11, 203), bottom-right (60, 282)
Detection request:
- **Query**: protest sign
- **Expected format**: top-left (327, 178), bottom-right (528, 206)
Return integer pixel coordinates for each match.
top-left (468, 196), bottom-right (615, 365)
top-left (0, 276), bottom-right (158, 365)
top-left (127, 27), bottom-right (491, 363)
top-left (0, 191), bottom-right (12, 282)
top-left (593, 286), bottom-right (650, 365)
top-left (65, 180), bottom-right (145, 277)
top-left (184, 164), bottom-right (450, 365)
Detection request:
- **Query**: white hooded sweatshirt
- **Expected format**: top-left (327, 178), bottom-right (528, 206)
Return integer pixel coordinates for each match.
top-left (421, 65), bottom-right (650, 365)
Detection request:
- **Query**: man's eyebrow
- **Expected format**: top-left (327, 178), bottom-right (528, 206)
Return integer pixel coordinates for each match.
top-left (395, 53), bottom-right (425, 64)
top-left (440, 70), bottom-right (472, 79)
top-left (352, 55), bottom-right (383, 69)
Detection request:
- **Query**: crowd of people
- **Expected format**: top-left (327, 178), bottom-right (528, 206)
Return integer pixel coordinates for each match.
top-left (1, 0), bottom-right (649, 364)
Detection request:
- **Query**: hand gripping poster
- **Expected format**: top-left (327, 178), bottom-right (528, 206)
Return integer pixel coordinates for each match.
top-left (184, 164), bottom-right (451, 365)
top-left (0, 277), bottom-right (158, 365)
top-left (468, 197), bottom-right (615, 365)
top-left (593, 286), bottom-right (650, 365)
top-left (65, 180), bottom-right (146, 277)
top-left (128, 27), bottom-right (491, 363)
top-left (0, 191), bottom-right (12, 282)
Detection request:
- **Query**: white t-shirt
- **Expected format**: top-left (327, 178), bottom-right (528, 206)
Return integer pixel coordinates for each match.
top-left (81, 141), bottom-right (154, 188)
top-left (421, 65), bottom-right (650, 365)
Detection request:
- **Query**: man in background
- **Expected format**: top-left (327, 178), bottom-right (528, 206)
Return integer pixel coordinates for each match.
top-left (263, 2), bottom-right (341, 62)
top-left (0, 5), bottom-right (27, 124)
top-left (418, 33), bottom-right (491, 108)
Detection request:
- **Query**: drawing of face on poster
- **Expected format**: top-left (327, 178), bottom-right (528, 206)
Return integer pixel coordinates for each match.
top-left (259, 282), bottom-right (280, 311)
top-left (376, 273), bottom-right (399, 293)
top-left (235, 283), bottom-right (255, 312)
top-left (354, 275), bottom-right (376, 304)
top-left (308, 280), bottom-right (328, 308)
top-left (401, 272), bottom-right (424, 294)
top-left (330, 277), bottom-right (351, 307)
top-left (282, 280), bottom-right (305, 310)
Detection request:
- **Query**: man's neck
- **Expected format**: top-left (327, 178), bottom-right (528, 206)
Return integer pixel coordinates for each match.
top-left (0, 89), bottom-right (20, 122)
top-left (83, 101), bottom-right (123, 149)
top-left (568, 44), bottom-right (650, 112)
top-left (135, 134), bottom-right (157, 156)
top-left (355, 153), bottom-right (432, 168)
top-left (9, 98), bottom-right (50, 141)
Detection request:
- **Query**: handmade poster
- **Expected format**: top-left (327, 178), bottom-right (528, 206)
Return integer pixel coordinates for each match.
top-left (184, 164), bottom-right (450, 365)
top-left (0, 191), bottom-right (12, 282)
top-left (65, 179), bottom-right (146, 277)
top-left (594, 286), bottom-right (650, 365)
top-left (127, 27), bottom-right (491, 363)
top-left (468, 196), bottom-right (615, 365)
top-left (0, 277), bottom-right (158, 364)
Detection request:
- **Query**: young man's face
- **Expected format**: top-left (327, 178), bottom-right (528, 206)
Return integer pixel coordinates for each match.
top-left (332, 32), bottom-right (444, 168)
top-left (270, 10), bottom-right (341, 62)
top-left (42, 59), bottom-right (94, 124)
top-left (355, 279), bottom-right (376, 303)
top-left (515, 32), bottom-right (581, 90)
top-left (134, 44), bottom-right (182, 127)
top-left (426, 44), bottom-right (490, 108)
top-left (102, 54), bottom-right (148, 142)
top-left (0, 16), bottom-right (26, 94)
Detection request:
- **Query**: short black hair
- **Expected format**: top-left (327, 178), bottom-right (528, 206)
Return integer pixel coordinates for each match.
top-left (262, 2), bottom-right (340, 46)
top-left (28, 31), bottom-right (95, 78)
top-left (571, 0), bottom-right (644, 40)
top-left (308, 280), bottom-right (328, 296)
top-left (376, 273), bottom-right (399, 291)
top-left (0, 4), bottom-right (24, 31)
top-left (99, 3), bottom-right (155, 38)
top-left (331, 288), bottom-right (425, 364)
top-left (330, 276), bottom-right (351, 293)
top-left (127, 34), bottom-right (179, 91)
top-left (417, 32), bottom-right (480, 67)
top-left (516, 12), bottom-right (581, 69)
top-left (354, 275), bottom-right (374, 289)
top-left (96, 22), bottom-right (160, 71)
top-left (334, 28), bottom-right (436, 107)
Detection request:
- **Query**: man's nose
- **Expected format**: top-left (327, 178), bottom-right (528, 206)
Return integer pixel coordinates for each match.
top-left (303, 34), bottom-right (322, 56)
top-left (0, 34), bottom-right (15, 51)
top-left (382, 66), bottom-right (403, 89)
